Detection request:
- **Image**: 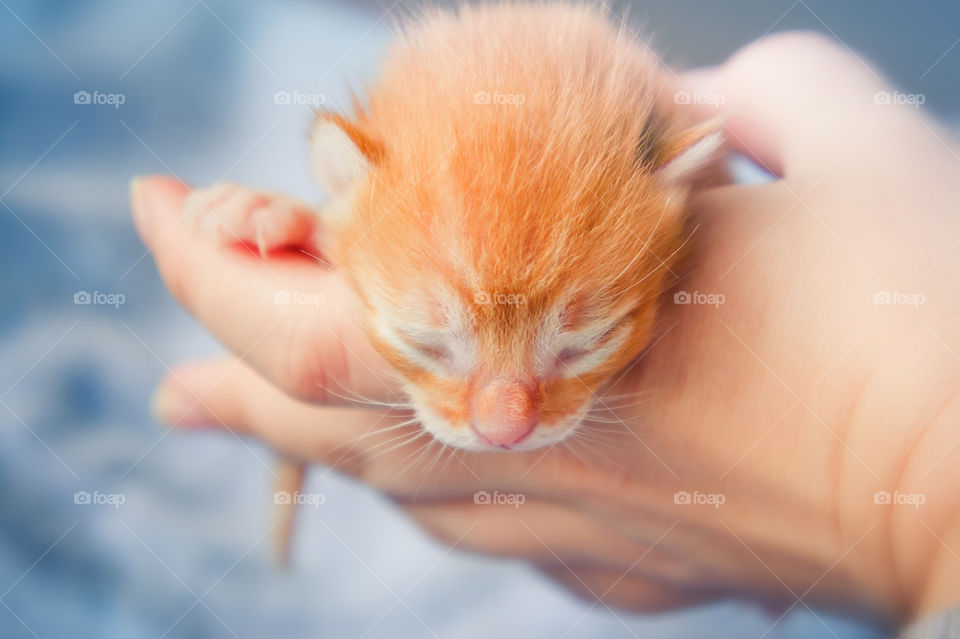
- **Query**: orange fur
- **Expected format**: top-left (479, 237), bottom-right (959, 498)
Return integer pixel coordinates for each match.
top-left (313, 2), bottom-right (722, 450)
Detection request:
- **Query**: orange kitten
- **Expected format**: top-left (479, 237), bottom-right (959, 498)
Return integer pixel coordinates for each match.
top-left (186, 1), bottom-right (723, 558)
top-left (189, 2), bottom-right (722, 451)
top-left (309, 2), bottom-right (722, 450)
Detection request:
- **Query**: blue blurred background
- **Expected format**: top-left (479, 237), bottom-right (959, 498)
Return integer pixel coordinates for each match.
top-left (1, 1), bottom-right (957, 637)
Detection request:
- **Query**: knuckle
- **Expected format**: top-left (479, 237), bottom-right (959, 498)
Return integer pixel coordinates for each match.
top-left (278, 311), bottom-right (342, 403)
top-left (279, 343), bottom-right (325, 403)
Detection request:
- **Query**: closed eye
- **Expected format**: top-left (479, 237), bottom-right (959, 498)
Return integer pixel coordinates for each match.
top-left (556, 346), bottom-right (589, 368)
top-left (553, 314), bottom-right (634, 375)
top-left (394, 329), bottom-right (463, 372)
top-left (376, 303), bottom-right (476, 375)
top-left (408, 339), bottom-right (451, 362)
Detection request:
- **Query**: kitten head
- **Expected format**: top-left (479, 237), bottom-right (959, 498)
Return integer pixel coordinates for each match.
top-left (309, 5), bottom-right (722, 451)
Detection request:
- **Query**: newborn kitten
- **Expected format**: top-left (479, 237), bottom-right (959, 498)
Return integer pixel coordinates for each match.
top-left (185, 2), bottom-right (723, 560)
top-left (188, 2), bottom-right (721, 451)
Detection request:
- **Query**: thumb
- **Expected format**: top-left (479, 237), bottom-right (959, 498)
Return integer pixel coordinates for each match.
top-left (675, 31), bottom-right (891, 180)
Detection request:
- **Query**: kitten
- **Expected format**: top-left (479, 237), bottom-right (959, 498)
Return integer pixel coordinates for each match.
top-left (184, 1), bottom-right (723, 560)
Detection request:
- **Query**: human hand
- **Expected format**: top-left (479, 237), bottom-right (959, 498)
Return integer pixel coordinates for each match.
top-left (133, 32), bottom-right (960, 627)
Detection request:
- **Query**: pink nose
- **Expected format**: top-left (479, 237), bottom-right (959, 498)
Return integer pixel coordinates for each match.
top-left (471, 378), bottom-right (537, 448)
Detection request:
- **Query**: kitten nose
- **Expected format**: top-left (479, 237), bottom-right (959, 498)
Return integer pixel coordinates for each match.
top-left (471, 378), bottom-right (536, 448)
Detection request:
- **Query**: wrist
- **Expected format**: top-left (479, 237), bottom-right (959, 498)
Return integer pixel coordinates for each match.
top-left (914, 513), bottom-right (960, 619)
top-left (840, 376), bottom-right (960, 623)
top-left (894, 397), bottom-right (960, 620)
top-left (816, 341), bottom-right (960, 623)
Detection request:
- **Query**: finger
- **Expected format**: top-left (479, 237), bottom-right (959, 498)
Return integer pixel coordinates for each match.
top-left (405, 499), bottom-right (659, 568)
top-left (536, 565), bottom-right (707, 612)
top-left (149, 360), bottom-right (606, 498)
top-left (150, 357), bottom-right (408, 475)
top-left (130, 175), bottom-right (397, 405)
top-left (675, 31), bottom-right (893, 178)
top-left (149, 358), bottom-right (643, 503)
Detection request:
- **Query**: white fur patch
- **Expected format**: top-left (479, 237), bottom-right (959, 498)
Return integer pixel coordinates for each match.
top-left (410, 391), bottom-right (589, 452)
top-left (535, 307), bottom-right (631, 378)
top-left (310, 119), bottom-right (370, 211)
top-left (373, 291), bottom-right (477, 376)
top-left (376, 319), bottom-right (445, 374)
top-left (413, 400), bottom-right (486, 450)
top-left (559, 325), bottom-right (631, 378)
top-left (658, 130), bottom-right (723, 184)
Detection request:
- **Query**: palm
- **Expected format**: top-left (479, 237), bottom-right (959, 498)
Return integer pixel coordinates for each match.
top-left (134, 32), bottom-right (960, 620)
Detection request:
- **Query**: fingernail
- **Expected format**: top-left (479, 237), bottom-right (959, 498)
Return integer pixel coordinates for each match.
top-left (129, 174), bottom-right (144, 196)
top-left (150, 382), bottom-right (206, 427)
top-left (129, 175), bottom-right (148, 228)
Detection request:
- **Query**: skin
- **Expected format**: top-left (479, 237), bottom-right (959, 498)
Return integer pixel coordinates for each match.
top-left (131, 33), bottom-right (960, 630)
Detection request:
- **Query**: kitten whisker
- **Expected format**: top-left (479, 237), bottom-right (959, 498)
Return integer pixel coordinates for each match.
top-left (581, 413), bottom-right (642, 425)
top-left (435, 445), bottom-right (463, 483)
top-left (347, 427), bottom-right (422, 461)
top-left (350, 417), bottom-right (421, 442)
top-left (416, 441), bottom-right (453, 495)
top-left (391, 438), bottom-right (436, 479)
top-left (359, 430), bottom-right (428, 465)
top-left (575, 432), bottom-right (627, 451)
top-left (559, 438), bottom-right (596, 468)
top-left (297, 247), bottom-right (332, 267)
top-left (591, 393), bottom-right (654, 408)
top-left (314, 380), bottom-right (412, 411)
top-left (565, 433), bottom-right (630, 471)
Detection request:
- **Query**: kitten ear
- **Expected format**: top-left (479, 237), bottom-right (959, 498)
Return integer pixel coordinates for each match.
top-left (655, 118), bottom-right (724, 185)
top-left (310, 112), bottom-right (383, 199)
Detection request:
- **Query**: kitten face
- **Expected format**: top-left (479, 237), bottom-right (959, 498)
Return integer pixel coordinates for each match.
top-left (309, 4), bottom-right (722, 451)
top-left (365, 288), bottom-right (651, 451)
top-left (326, 159), bottom-right (685, 452)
